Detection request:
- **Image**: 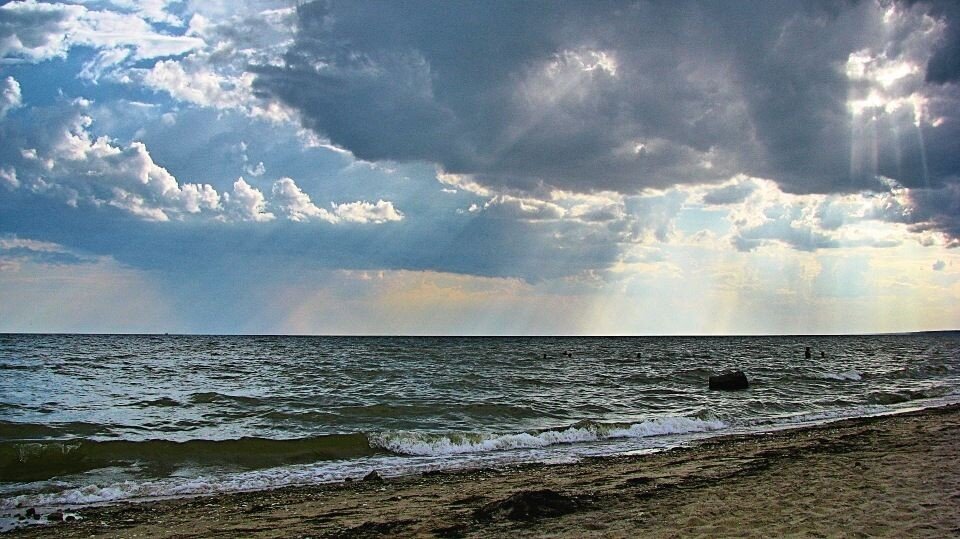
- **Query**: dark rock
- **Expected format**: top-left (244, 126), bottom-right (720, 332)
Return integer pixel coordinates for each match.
top-left (473, 489), bottom-right (580, 521)
top-left (709, 370), bottom-right (749, 390)
top-left (25, 508), bottom-right (38, 519)
top-left (47, 511), bottom-right (63, 522)
top-left (362, 470), bottom-right (383, 482)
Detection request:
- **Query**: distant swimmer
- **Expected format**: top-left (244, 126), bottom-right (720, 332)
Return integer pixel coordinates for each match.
top-left (636, 352), bottom-right (642, 359)
top-left (565, 351), bottom-right (572, 358)
top-left (805, 346), bottom-right (812, 359)
top-left (821, 351), bottom-right (825, 358)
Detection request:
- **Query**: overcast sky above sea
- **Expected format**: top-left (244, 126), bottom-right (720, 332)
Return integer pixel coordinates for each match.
top-left (0, 0), bottom-right (958, 335)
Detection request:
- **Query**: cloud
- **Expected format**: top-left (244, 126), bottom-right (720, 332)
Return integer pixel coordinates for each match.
top-left (113, 5), bottom-right (297, 122)
top-left (331, 199), bottom-right (403, 224)
top-left (223, 177), bottom-right (274, 222)
top-left (248, 0), bottom-right (960, 245)
top-left (898, 181), bottom-right (960, 245)
top-left (481, 194), bottom-right (566, 221)
top-left (0, 98), bottom-right (405, 226)
top-left (702, 179), bottom-right (758, 206)
top-left (271, 176), bottom-right (332, 223)
top-left (0, 234), bottom-right (94, 268)
top-left (922, 0), bottom-right (960, 84)
top-left (0, 167), bottom-right (17, 190)
top-left (932, 259), bottom-right (946, 271)
top-left (0, 0), bottom-right (203, 62)
top-left (105, 0), bottom-right (184, 27)
top-left (0, 76), bottom-right (22, 118)
top-left (255, 2), bottom-right (952, 193)
top-left (0, 98), bottom-right (222, 221)
top-left (138, 57), bottom-right (290, 120)
top-left (0, 1), bottom-right (295, 122)
top-left (698, 175), bottom-right (949, 252)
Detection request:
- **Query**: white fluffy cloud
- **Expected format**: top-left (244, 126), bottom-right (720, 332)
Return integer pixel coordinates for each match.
top-left (0, 167), bottom-right (17, 189)
top-left (271, 177), bottom-right (330, 223)
top-left (0, 76), bottom-right (22, 118)
top-left (6, 101), bottom-right (220, 221)
top-left (272, 177), bottom-right (404, 224)
top-left (1, 99), bottom-right (404, 225)
top-left (139, 58), bottom-right (291, 121)
top-left (223, 177), bottom-right (274, 222)
top-left (120, 5), bottom-right (296, 122)
top-left (332, 200), bottom-right (404, 224)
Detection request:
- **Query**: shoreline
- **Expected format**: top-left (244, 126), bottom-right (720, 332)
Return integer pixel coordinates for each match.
top-left (5, 403), bottom-right (960, 537)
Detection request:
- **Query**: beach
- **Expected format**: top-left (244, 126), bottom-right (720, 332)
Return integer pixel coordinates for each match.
top-left (7, 404), bottom-right (959, 538)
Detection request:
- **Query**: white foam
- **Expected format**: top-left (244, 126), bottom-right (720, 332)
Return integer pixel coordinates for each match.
top-left (820, 370), bottom-right (862, 381)
top-left (369, 417), bottom-right (727, 457)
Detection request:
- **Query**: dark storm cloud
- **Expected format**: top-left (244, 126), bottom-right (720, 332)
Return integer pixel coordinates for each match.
top-left (252, 0), bottom-right (960, 242)
top-left (918, 0), bottom-right (960, 84)
top-left (254, 1), bottom-right (956, 196)
top-left (255, 0), bottom-right (759, 193)
top-left (901, 181), bottom-right (960, 246)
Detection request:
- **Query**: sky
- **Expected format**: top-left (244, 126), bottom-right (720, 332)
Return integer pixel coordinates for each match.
top-left (0, 0), bottom-right (958, 335)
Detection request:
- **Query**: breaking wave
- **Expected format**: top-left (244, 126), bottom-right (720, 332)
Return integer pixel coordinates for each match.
top-left (369, 416), bottom-right (726, 456)
top-left (0, 416), bottom-right (726, 483)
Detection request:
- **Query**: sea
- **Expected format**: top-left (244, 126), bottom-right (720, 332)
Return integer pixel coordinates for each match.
top-left (1, 333), bottom-right (959, 528)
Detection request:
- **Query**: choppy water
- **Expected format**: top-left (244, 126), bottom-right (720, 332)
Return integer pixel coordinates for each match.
top-left (1, 333), bottom-right (958, 520)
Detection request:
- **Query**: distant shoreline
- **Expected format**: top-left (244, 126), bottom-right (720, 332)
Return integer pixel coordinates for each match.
top-left (9, 403), bottom-right (960, 537)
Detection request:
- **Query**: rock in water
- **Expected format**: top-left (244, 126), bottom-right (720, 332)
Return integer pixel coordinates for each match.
top-left (709, 370), bottom-right (749, 390)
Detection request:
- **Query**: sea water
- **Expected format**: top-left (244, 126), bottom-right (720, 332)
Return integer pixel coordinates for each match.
top-left (1, 333), bottom-right (958, 518)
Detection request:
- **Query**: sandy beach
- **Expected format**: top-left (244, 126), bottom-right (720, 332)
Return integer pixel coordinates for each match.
top-left (7, 404), bottom-right (960, 538)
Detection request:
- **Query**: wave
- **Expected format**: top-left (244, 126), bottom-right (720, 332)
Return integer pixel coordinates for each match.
top-left (820, 370), bottom-right (862, 381)
top-left (0, 416), bottom-right (726, 483)
top-left (0, 433), bottom-right (381, 483)
top-left (369, 416), bottom-right (726, 457)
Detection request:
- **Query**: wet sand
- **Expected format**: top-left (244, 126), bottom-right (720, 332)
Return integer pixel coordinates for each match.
top-left (8, 404), bottom-right (960, 538)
